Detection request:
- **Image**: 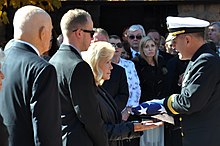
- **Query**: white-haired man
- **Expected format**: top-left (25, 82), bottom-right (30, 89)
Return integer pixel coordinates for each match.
top-left (127, 24), bottom-right (146, 58)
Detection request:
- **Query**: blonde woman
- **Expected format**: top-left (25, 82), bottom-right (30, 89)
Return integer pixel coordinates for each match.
top-left (83, 41), bottom-right (162, 146)
top-left (132, 36), bottom-right (168, 146)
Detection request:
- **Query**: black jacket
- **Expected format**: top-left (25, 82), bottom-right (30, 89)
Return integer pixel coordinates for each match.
top-left (132, 55), bottom-right (168, 103)
top-left (102, 63), bottom-right (129, 112)
top-left (97, 86), bottom-right (141, 146)
top-left (164, 43), bottom-right (220, 146)
top-left (0, 40), bottom-right (62, 146)
top-left (49, 44), bottom-right (108, 146)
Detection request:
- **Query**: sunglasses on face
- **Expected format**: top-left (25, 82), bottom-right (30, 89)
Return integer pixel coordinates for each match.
top-left (128, 35), bottom-right (142, 40)
top-left (111, 43), bottom-right (123, 48)
top-left (73, 29), bottom-right (95, 38)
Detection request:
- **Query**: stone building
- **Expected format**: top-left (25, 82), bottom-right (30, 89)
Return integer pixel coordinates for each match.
top-left (0, 0), bottom-right (220, 47)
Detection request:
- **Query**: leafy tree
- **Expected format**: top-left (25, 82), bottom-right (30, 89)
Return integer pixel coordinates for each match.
top-left (0, 0), bottom-right (61, 24)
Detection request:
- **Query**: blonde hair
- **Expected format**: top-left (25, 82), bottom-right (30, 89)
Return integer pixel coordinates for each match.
top-left (82, 41), bottom-right (115, 85)
top-left (139, 36), bottom-right (158, 64)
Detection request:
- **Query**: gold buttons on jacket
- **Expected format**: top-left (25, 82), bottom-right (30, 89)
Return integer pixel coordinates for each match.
top-left (179, 117), bottom-right (182, 121)
top-left (181, 132), bottom-right (184, 137)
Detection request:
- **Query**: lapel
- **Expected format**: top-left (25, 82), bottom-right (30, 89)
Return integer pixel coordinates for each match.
top-left (59, 44), bottom-right (82, 59)
top-left (97, 86), bottom-right (121, 121)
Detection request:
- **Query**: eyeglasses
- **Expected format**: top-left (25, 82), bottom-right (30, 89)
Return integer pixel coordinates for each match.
top-left (73, 29), bottom-right (95, 38)
top-left (111, 43), bottom-right (123, 48)
top-left (128, 35), bottom-right (142, 40)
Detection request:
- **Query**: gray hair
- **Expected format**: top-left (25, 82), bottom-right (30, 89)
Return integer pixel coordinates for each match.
top-left (13, 5), bottom-right (49, 38)
top-left (210, 22), bottom-right (220, 32)
top-left (128, 24), bottom-right (146, 36)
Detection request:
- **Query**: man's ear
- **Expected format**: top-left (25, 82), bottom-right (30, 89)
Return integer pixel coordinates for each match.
top-left (39, 26), bottom-right (46, 41)
top-left (185, 35), bottom-right (191, 45)
top-left (74, 29), bottom-right (82, 39)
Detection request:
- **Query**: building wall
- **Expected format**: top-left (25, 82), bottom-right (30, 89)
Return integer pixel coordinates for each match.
top-left (0, 2), bottom-right (220, 46)
top-left (178, 4), bottom-right (220, 22)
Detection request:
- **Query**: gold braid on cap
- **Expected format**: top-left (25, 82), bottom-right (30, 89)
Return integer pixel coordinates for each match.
top-left (170, 30), bottom-right (185, 36)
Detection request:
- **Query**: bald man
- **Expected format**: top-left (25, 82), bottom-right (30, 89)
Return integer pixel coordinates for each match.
top-left (0, 5), bottom-right (62, 146)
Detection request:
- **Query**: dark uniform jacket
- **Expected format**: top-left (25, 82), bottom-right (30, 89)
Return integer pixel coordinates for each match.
top-left (102, 63), bottom-right (129, 112)
top-left (97, 86), bottom-right (141, 146)
top-left (49, 44), bottom-right (108, 146)
top-left (164, 43), bottom-right (220, 146)
top-left (0, 41), bottom-right (62, 146)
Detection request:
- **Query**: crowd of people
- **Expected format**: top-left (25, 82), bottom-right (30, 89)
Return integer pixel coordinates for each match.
top-left (0, 4), bottom-right (220, 146)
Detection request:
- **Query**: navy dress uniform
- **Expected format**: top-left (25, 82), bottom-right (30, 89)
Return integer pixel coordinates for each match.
top-left (133, 16), bottom-right (220, 146)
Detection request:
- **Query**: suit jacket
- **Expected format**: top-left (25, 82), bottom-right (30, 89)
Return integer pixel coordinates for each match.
top-left (164, 43), bottom-right (220, 146)
top-left (102, 63), bottom-right (129, 112)
top-left (0, 40), bottom-right (62, 146)
top-left (0, 114), bottom-right (8, 146)
top-left (49, 44), bottom-right (108, 146)
top-left (97, 86), bottom-right (141, 146)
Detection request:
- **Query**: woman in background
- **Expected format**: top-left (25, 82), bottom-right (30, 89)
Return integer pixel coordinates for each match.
top-left (132, 36), bottom-right (168, 146)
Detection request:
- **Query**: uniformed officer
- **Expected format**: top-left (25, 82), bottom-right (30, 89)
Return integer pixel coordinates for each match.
top-left (131, 16), bottom-right (220, 146)
top-left (163, 16), bottom-right (220, 146)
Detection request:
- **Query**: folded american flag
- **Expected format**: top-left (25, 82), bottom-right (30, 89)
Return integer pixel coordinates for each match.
top-left (131, 99), bottom-right (174, 124)
top-left (132, 101), bottom-right (166, 116)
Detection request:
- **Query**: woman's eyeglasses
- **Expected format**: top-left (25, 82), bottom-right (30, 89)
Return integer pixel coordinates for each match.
top-left (111, 43), bottom-right (123, 48)
top-left (73, 29), bottom-right (95, 38)
top-left (128, 35), bottom-right (142, 40)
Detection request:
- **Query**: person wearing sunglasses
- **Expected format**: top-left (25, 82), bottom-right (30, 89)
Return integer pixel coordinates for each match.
top-left (49, 9), bottom-right (108, 146)
top-left (127, 24), bottom-right (146, 59)
top-left (109, 35), bottom-right (141, 118)
top-left (91, 28), bottom-right (109, 43)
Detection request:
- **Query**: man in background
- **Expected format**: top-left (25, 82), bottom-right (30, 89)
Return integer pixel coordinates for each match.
top-left (208, 22), bottom-right (220, 55)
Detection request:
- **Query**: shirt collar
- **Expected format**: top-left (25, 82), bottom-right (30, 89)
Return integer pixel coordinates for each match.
top-left (130, 47), bottom-right (139, 58)
top-left (62, 42), bottom-right (81, 56)
top-left (11, 39), bottom-right (40, 56)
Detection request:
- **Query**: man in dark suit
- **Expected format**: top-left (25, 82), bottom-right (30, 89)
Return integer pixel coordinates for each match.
top-left (102, 63), bottom-right (129, 112)
top-left (49, 9), bottom-right (108, 146)
top-left (0, 5), bottom-right (62, 146)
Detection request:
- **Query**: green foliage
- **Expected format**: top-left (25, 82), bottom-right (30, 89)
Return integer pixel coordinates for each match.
top-left (0, 0), bottom-right (61, 24)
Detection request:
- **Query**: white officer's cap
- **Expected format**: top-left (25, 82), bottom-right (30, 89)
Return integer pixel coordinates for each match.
top-left (166, 16), bottom-right (210, 42)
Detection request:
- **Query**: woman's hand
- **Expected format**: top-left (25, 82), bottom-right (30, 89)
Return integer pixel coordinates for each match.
top-left (121, 106), bottom-right (132, 121)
